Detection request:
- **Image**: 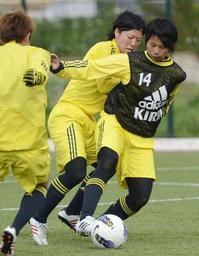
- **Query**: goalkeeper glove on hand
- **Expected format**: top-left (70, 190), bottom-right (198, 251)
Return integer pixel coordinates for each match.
top-left (23, 69), bottom-right (46, 87)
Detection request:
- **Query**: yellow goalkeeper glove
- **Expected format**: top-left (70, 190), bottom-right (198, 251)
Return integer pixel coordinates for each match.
top-left (23, 69), bottom-right (46, 87)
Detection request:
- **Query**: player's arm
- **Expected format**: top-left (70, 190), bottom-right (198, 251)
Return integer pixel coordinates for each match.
top-left (50, 53), bottom-right (130, 83)
top-left (96, 77), bottom-right (121, 94)
top-left (23, 48), bottom-right (50, 87)
top-left (49, 42), bottom-right (108, 78)
top-left (164, 84), bottom-right (180, 114)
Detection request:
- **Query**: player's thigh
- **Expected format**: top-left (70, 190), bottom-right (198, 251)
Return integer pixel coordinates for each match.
top-left (96, 112), bottom-right (125, 155)
top-left (84, 120), bottom-right (97, 166)
top-left (12, 149), bottom-right (50, 193)
top-left (49, 119), bottom-right (87, 172)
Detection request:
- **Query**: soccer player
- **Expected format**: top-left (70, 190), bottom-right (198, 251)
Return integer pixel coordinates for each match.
top-left (33, 17), bottom-right (185, 237)
top-left (74, 18), bottom-right (187, 235)
top-left (29, 11), bottom-right (145, 245)
top-left (0, 11), bottom-right (50, 255)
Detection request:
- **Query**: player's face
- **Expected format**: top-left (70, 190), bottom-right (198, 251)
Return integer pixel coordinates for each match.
top-left (146, 35), bottom-right (170, 61)
top-left (114, 28), bottom-right (143, 53)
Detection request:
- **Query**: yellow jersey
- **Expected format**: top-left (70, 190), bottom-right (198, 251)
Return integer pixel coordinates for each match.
top-left (0, 41), bottom-right (50, 150)
top-left (57, 53), bottom-right (130, 86)
top-left (55, 51), bottom-right (186, 137)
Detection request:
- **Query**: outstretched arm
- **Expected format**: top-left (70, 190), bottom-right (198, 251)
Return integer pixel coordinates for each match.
top-left (50, 53), bottom-right (130, 84)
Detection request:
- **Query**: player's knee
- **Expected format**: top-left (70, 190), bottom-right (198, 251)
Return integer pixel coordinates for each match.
top-left (93, 147), bottom-right (118, 182)
top-left (97, 147), bottom-right (118, 173)
top-left (64, 157), bottom-right (87, 184)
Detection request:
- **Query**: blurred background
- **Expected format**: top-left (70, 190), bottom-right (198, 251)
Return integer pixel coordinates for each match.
top-left (0, 0), bottom-right (199, 138)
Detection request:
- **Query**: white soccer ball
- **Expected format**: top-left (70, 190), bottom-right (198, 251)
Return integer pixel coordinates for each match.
top-left (91, 214), bottom-right (128, 249)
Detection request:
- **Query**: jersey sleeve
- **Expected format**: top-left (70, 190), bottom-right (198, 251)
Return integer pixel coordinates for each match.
top-left (164, 84), bottom-right (180, 114)
top-left (56, 53), bottom-right (130, 83)
top-left (96, 77), bottom-right (121, 94)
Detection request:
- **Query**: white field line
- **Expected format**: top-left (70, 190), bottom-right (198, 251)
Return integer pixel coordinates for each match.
top-left (154, 138), bottom-right (199, 152)
top-left (48, 138), bottom-right (199, 152)
top-left (1, 196), bottom-right (199, 212)
top-left (1, 181), bottom-right (199, 187)
top-left (155, 182), bottom-right (199, 187)
top-left (1, 165), bottom-right (199, 184)
top-left (108, 181), bottom-right (199, 187)
top-left (158, 166), bottom-right (199, 172)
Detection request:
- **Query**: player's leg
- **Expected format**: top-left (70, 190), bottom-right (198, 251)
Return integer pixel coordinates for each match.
top-left (54, 108), bottom-right (98, 231)
top-left (1, 149), bottom-right (50, 253)
top-left (102, 177), bottom-right (153, 220)
top-left (0, 153), bottom-right (17, 255)
top-left (102, 135), bottom-right (155, 220)
top-left (59, 141), bottom-right (97, 229)
top-left (76, 147), bottom-right (118, 236)
top-left (76, 113), bottom-right (124, 235)
top-left (32, 157), bottom-right (86, 223)
top-left (30, 157), bottom-right (86, 245)
top-left (30, 117), bottom-right (89, 243)
top-left (81, 147), bottom-right (118, 219)
top-left (58, 168), bottom-right (96, 230)
top-left (12, 183), bottom-right (49, 247)
top-left (64, 165), bottom-right (97, 215)
top-left (12, 184), bottom-right (48, 234)
top-left (12, 149), bottom-right (49, 234)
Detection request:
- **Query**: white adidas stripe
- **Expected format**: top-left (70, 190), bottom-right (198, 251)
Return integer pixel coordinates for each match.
top-left (144, 85), bottom-right (168, 102)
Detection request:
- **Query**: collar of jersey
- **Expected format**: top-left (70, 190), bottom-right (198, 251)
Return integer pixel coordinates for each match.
top-left (144, 50), bottom-right (173, 66)
top-left (8, 40), bottom-right (17, 44)
top-left (112, 39), bottom-right (121, 53)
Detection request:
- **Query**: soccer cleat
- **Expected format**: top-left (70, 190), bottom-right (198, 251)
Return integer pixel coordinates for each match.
top-left (75, 216), bottom-right (96, 237)
top-left (0, 226), bottom-right (17, 255)
top-left (58, 209), bottom-right (80, 232)
top-left (29, 217), bottom-right (48, 245)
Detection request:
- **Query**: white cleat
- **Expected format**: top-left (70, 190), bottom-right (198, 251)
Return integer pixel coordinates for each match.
top-left (29, 217), bottom-right (48, 245)
top-left (58, 209), bottom-right (79, 232)
top-left (75, 216), bottom-right (96, 237)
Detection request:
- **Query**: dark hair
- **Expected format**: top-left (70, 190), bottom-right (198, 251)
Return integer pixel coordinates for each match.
top-left (107, 11), bottom-right (145, 40)
top-left (145, 18), bottom-right (178, 52)
top-left (0, 11), bottom-right (35, 43)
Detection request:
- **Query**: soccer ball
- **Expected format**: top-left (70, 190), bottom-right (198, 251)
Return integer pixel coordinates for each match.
top-left (91, 214), bottom-right (128, 249)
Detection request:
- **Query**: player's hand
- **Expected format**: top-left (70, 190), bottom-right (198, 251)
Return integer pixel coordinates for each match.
top-left (50, 53), bottom-right (60, 69)
top-left (23, 69), bottom-right (46, 87)
top-left (50, 53), bottom-right (64, 73)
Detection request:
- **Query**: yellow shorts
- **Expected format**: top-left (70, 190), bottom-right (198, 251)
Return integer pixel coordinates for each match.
top-left (0, 148), bottom-right (50, 193)
top-left (48, 102), bottom-right (97, 172)
top-left (96, 111), bottom-right (156, 188)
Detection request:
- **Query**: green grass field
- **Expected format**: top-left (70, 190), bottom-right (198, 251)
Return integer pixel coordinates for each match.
top-left (0, 151), bottom-right (199, 256)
